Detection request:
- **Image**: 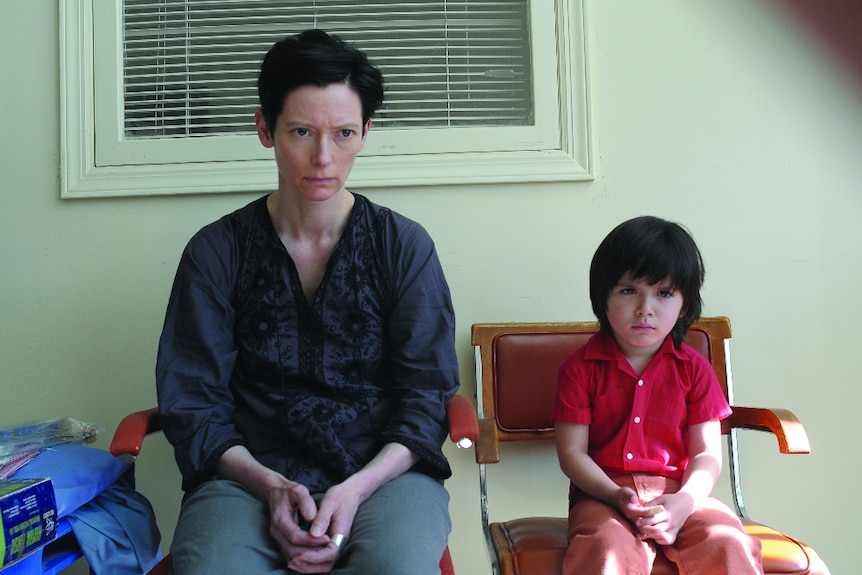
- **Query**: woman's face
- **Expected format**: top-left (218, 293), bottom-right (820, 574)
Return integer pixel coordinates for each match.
top-left (255, 83), bottom-right (371, 202)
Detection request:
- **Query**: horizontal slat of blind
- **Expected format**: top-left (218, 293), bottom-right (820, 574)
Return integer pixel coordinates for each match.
top-left (122, 0), bottom-right (532, 138)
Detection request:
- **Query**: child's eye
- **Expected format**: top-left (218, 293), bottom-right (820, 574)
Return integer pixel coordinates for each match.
top-left (619, 287), bottom-right (636, 295)
top-left (658, 289), bottom-right (675, 298)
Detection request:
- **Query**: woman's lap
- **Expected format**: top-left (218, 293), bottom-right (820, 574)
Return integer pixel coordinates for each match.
top-left (170, 472), bottom-right (450, 575)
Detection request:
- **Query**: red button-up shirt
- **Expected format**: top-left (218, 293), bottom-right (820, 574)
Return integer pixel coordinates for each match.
top-left (554, 332), bottom-right (731, 482)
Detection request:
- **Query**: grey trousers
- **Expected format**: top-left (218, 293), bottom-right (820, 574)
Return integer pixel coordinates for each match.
top-left (169, 471), bottom-right (451, 575)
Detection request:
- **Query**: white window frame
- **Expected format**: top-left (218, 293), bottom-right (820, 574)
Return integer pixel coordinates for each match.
top-left (60, 0), bottom-right (592, 199)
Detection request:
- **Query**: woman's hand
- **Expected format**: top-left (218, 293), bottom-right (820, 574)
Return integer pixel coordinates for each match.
top-left (274, 442), bottom-right (419, 573)
top-left (283, 481), bottom-right (362, 573)
top-left (266, 482), bottom-right (339, 573)
top-left (216, 446), bottom-right (340, 572)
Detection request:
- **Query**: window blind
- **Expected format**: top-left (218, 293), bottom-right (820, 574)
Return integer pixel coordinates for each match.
top-left (122, 0), bottom-right (533, 140)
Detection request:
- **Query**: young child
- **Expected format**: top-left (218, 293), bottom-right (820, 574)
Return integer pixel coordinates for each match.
top-left (554, 216), bottom-right (763, 574)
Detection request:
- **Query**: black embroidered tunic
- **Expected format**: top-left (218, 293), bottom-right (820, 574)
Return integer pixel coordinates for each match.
top-left (156, 194), bottom-right (460, 493)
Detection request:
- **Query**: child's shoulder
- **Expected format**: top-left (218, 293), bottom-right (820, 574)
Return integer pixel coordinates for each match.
top-left (673, 341), bottom-right (721, 387)
top-left (573, 331), bottom-right (615, 358)
top-left (560, 332), bottom-right (615, 372)
top-left (675, 341), bottom-right (714, 366)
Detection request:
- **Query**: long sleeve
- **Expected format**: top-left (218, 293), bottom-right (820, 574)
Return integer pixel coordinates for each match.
top-left (156, 215), bottom-right (245, 490)
top-left (377, 212), bottom-right (460, 478)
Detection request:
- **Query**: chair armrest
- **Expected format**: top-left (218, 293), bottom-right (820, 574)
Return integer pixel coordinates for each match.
top-left (725, 406), bottom-right (811, 454)
top-left (447, 394), bottom-right (480, 448)
top-left (475, 419), bottom-right (501, 464)
top-left (110, 400), bottom-right (478, 457)
top-left (109, 407), bottom-right (162, 457)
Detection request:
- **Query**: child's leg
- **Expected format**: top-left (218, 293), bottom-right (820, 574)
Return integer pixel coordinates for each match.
top-left (664, 497), bottom-right (763, 575)
top-left (563, 476), bottom-right (658, 575)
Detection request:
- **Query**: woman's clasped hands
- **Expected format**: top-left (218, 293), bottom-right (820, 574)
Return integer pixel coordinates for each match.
top-left (267, 480), bottom-right (360, 573)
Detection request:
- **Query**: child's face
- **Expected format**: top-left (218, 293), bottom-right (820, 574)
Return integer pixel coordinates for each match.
top-left (606, 272), bottom-right (684, 359)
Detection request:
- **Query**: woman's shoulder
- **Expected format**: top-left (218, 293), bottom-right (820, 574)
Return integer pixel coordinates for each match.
top-left (352, 193), bottom-right (435, 252)
top-left (354, 194), bottom-right (426, 232)
top-left (187, 196), bottom-right (268, 249)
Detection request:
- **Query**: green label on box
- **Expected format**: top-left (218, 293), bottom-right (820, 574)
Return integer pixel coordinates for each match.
top-left (0, 478), bottom-right (57, 568)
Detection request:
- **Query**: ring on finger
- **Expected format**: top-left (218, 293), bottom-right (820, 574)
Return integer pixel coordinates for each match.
top-left (331, 533), bottom-right (345, 550)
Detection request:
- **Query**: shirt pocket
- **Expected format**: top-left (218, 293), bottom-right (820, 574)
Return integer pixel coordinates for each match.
top-left (590, 386), bottom-right (632, 447)
top-left (643, 381), bottom-right (687, 441)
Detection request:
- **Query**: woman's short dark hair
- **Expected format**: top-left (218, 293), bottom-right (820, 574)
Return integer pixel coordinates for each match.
top-left (257, 29), bottom-right (384, 137)
top-left (589, 216), bottom-right (705, 347)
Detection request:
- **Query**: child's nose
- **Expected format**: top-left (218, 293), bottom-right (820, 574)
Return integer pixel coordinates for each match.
top-left (636, 296), bottom-right (654, 315)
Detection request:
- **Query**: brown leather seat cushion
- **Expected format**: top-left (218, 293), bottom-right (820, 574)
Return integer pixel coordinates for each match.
top-left (490, 517), bottom-right (815, 575)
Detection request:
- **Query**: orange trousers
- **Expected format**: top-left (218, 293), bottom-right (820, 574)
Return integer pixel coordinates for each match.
top-left (563, 474), bottom-right (763, 575)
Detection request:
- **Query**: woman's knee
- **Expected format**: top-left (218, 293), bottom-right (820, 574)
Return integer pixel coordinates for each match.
top-left (339, 543), bottom-right (443, 575)
top-left (171, 479), bottom-right (286, 575)
top-left (333, 473), bottom-right (449, 575)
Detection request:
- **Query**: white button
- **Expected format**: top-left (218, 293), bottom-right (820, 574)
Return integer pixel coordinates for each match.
top-left (638, 380), bottom-right (644, 386)
top-left (626, 452), bottom-right (634, 460)
top-left (634, 416), bottom-right (641, 424)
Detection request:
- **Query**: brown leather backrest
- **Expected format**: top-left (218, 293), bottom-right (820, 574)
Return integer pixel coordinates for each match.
top-left (495, 331), bottom-right (592, 432)
top-left (475, 318), bottom-right (729, 441)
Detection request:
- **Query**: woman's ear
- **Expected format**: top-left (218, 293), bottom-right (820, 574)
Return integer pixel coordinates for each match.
top-left (358, 118), bottom-right (372, 151)
top-left (255, 109), bottom-right (274, 148)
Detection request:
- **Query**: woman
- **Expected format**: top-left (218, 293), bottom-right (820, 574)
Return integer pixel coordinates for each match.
top-left (156, 30), bottom-right (459, 574)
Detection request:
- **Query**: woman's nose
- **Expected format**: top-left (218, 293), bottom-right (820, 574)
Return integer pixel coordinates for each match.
top-left (311, 138), bottom-right (333, 166)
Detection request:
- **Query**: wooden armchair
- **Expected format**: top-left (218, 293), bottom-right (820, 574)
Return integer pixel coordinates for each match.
top-left (471, 316), bottom-right (829, 575)
top-left (109, 394), bottom-right (479, 575)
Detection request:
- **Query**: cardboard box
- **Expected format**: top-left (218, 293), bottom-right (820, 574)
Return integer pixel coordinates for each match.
top-left (0, 478), bottom-right (57, 568)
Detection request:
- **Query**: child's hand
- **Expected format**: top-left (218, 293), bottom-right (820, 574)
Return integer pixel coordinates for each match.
top-left (613, 487), bottom-right (652, 523)
top-left (634, 492), bottom-right (696, 545)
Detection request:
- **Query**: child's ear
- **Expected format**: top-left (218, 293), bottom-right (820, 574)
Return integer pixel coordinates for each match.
top-left (678, 296), bottom-right (688, 318)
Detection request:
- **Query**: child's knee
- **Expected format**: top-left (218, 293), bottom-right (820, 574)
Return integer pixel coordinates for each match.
top-left (669, 518), bottom-right (762, 573)
top-left (564, 528), bottom-right (653, 575)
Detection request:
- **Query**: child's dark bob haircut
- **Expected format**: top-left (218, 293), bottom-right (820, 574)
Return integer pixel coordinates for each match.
top-left (257, 29), bottom-right (384, 139)
top-left (590, 216), bottom-right (705, 348)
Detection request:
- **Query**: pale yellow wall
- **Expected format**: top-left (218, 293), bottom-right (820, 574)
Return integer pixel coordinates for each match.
top-left (1, 1), bottom-right (858, 573)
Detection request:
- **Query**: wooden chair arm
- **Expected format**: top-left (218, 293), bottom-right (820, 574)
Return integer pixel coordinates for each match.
top-left (475, 419), bottom-right (501, 464)
top-left (109, 407), bottom-right (162, 457)
top-left (447, 394), bottom-right (480, 448)
top-left (724, 406), bottom-right (811, 454)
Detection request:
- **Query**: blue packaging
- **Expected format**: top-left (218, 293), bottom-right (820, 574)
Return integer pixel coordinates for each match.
top-left (0, 478), bottom-right (57, 568)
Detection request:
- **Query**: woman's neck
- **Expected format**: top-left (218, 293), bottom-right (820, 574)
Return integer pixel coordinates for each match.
top-left (267, 190), bottom-right (355, 243)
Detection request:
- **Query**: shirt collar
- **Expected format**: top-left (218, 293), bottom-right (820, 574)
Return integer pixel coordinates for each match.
top-left (584, 331), bottom-right (683, 362)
